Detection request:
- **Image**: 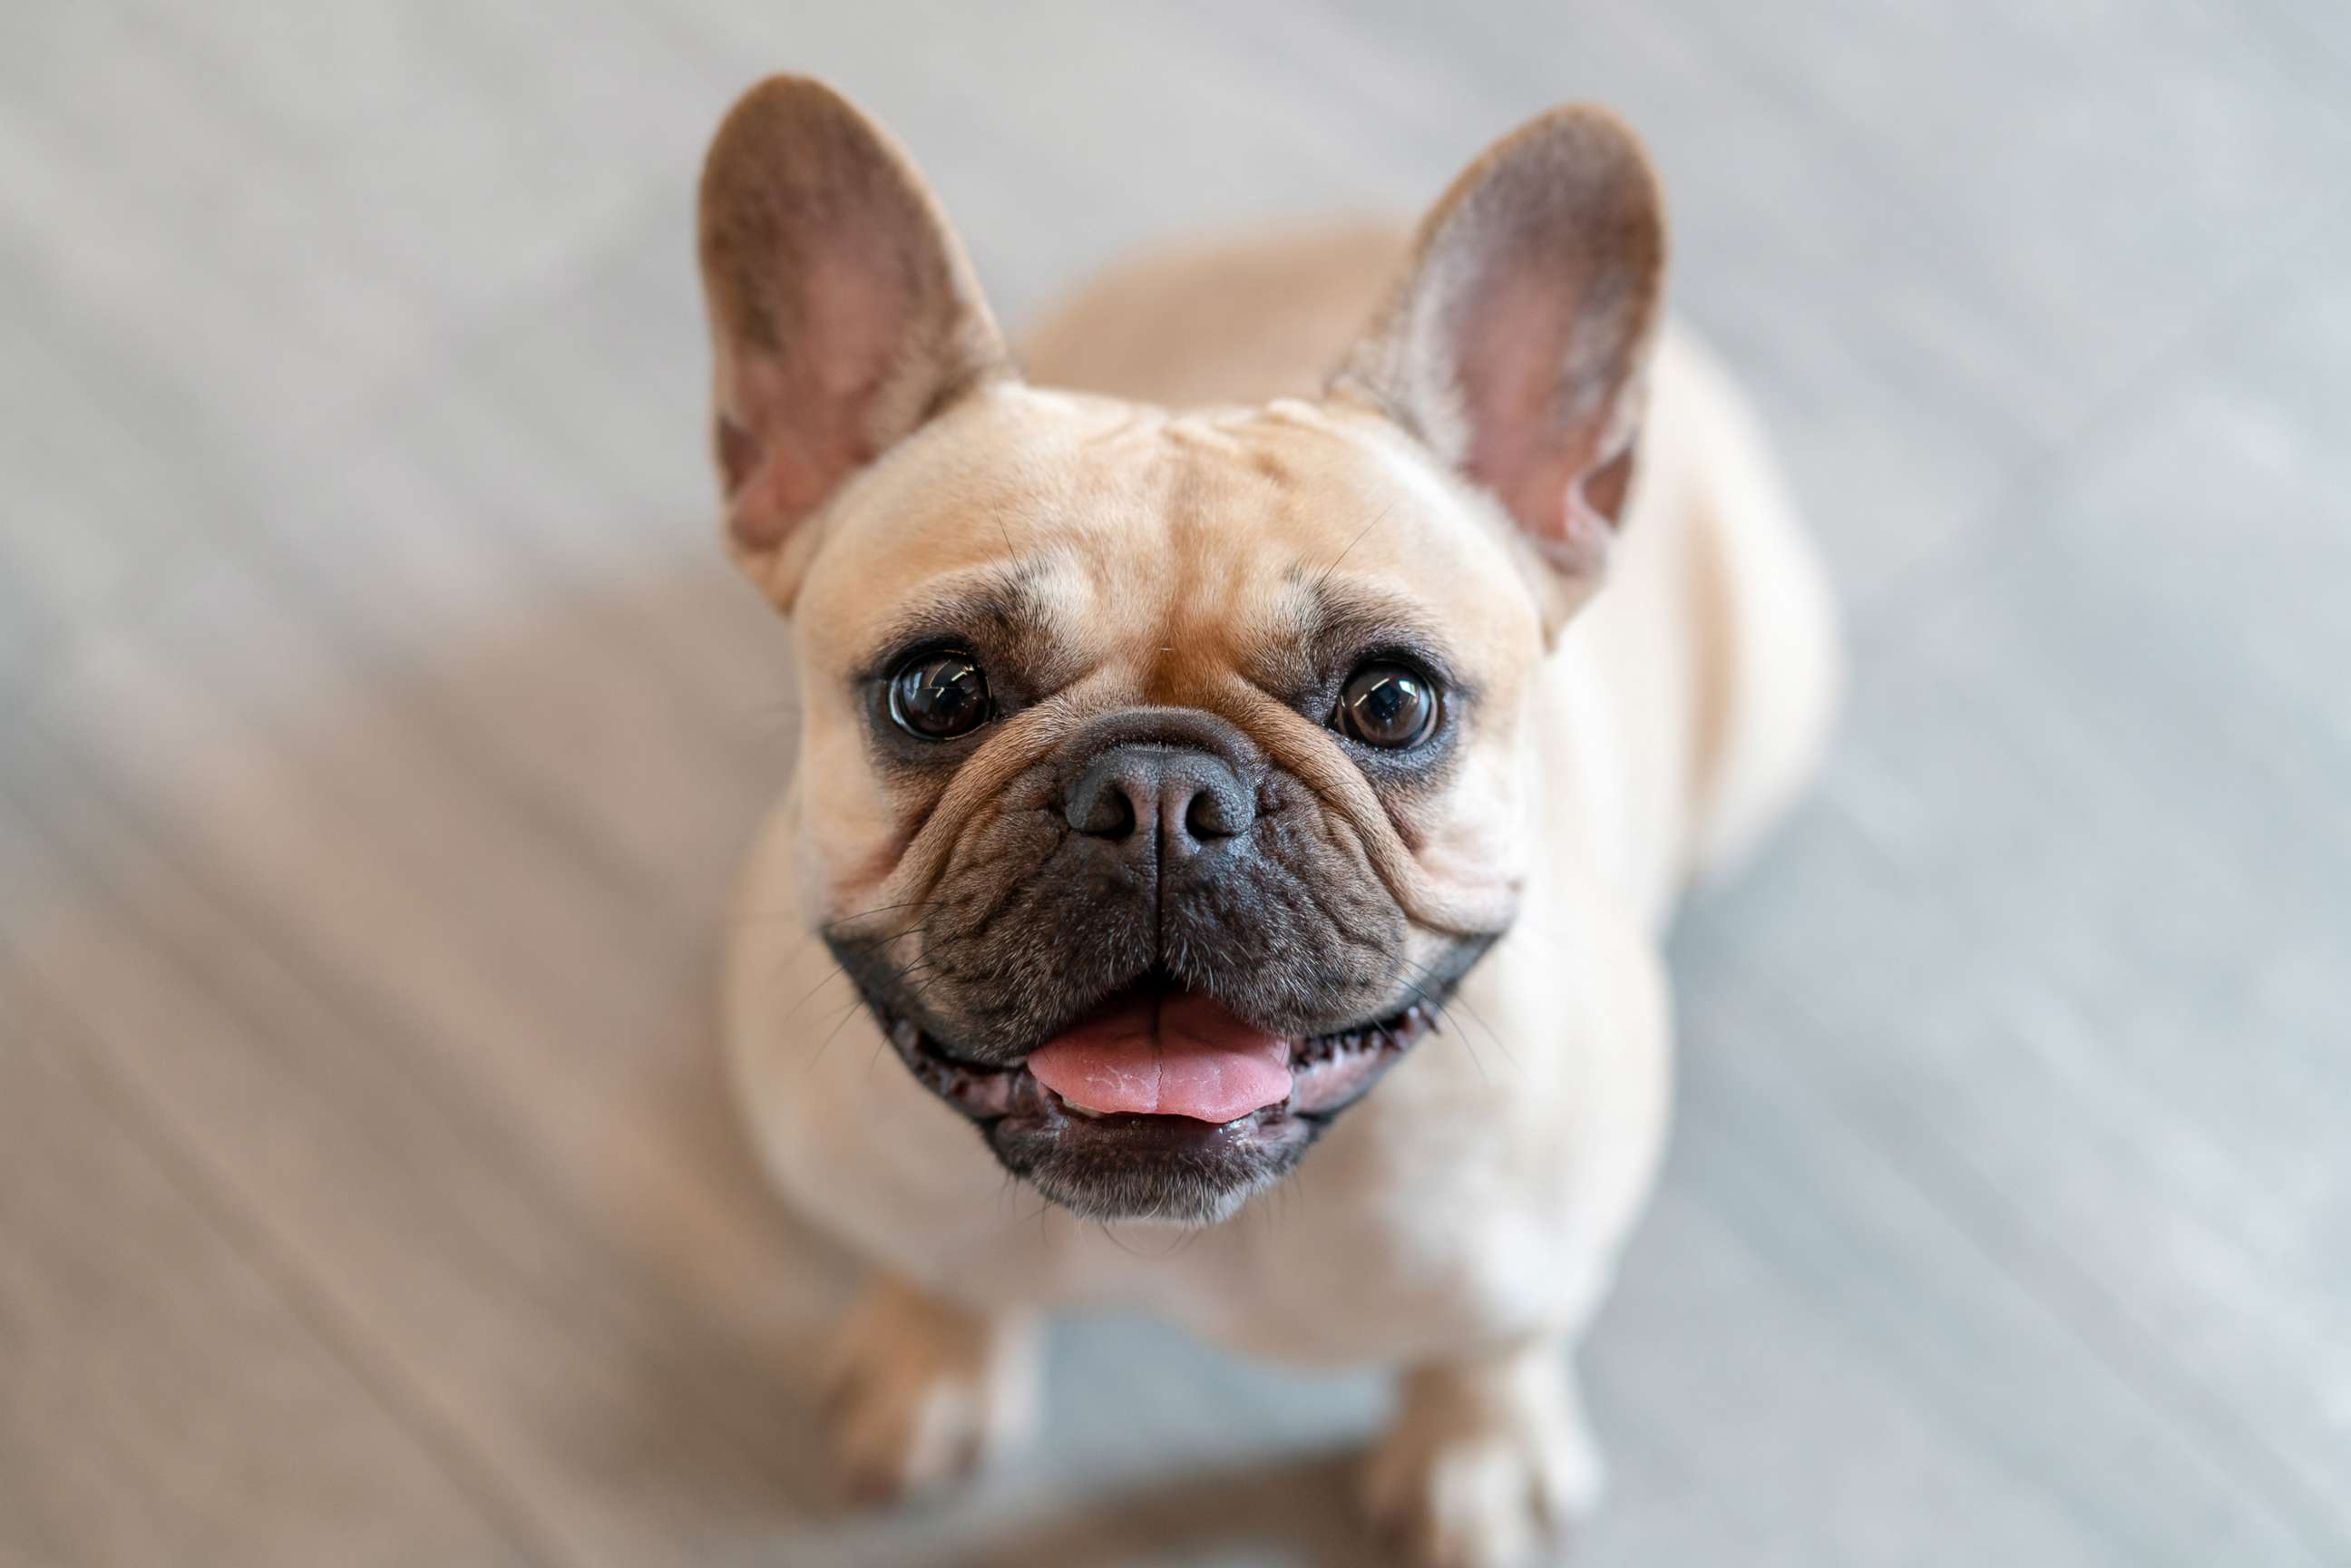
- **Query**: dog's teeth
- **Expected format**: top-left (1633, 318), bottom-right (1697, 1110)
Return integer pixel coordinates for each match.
top-left (1060, 1098), bottom-right (1107, 1118)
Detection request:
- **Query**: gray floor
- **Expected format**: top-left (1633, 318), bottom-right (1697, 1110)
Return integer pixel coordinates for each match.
top-left (3, 2), bottom-right (2346, 1564)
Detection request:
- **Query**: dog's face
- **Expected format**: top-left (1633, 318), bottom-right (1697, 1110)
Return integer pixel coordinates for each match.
top-left (698, 79), bottom-right (1663, 1223)
top-left (785, 393), bottom-right (1529, 1224)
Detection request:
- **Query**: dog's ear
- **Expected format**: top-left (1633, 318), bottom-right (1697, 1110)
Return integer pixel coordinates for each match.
top-left (697, 76), bottom-right (1010, 609)
top-left (1331, 107), bottom-right (1664, 630)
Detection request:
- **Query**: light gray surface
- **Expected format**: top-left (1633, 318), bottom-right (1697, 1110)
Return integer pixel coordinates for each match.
top-left (2, 2), bottom-right (2346, 1564)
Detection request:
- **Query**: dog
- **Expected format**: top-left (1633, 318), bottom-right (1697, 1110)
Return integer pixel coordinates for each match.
top-left (703, 76), bottom-right (1838, 1566)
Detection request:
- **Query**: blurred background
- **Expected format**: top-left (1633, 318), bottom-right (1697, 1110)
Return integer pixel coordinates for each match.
top-left (3, 2), bottom-right (2346, 1564)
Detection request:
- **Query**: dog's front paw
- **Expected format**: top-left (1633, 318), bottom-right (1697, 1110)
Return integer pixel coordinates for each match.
top-left (1362, 1350), bottom-right (1603, 1568)
top-left (821, 1275), bottom-right (1040, 1504)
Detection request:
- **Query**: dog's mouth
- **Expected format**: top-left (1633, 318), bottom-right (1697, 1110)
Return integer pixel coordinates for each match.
top-left (883, 977), bottom-right (1442, 1125)
top-left (872, 974), bottom-right (1451, 1222)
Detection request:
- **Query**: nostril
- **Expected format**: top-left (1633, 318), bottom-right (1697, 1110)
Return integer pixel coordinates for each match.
top-left (1068, 776), bottom-right (1139, 840)
top-left (1183, 785), bottom-right (1242, 842)
top-left (1100, 789), bottom-right (1140, 839)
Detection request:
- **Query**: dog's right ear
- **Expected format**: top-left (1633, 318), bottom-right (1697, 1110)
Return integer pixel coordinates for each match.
top-left (697, 77), bottom-right (1010, 610)
top-left (1330, 106), bottom-right (1665, 637)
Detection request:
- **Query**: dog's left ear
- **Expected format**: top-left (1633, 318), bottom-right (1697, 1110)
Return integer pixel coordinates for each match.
top-left (1332, 107), bottom-right (1665, 632)
top-left (697, 76), bottom-right (1010, 610)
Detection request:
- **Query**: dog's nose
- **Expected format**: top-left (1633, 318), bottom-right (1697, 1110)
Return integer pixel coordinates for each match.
top-left (1065, 744), bottom-right (1254, 858)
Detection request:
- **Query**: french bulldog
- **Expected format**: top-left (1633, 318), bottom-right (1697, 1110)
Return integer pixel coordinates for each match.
top-left (705, 75), bottom-right (1839, 1566)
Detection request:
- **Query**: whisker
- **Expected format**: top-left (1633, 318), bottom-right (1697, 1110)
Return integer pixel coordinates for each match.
top-left (779, 959), bottom-right (851, 1018)
top-left (1312, 503), bottom-right (1391, 595)
top-left (1398, 953), bottom-right (1497, 1084)
top-left (819, 896), bottom-right (938, 933)
top-left (806, 993), bottom-right (872, 1068)
top-left (1447, 989), bottom-right (1520, 1075)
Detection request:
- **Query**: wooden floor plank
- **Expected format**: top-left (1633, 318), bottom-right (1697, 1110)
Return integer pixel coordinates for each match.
top-left (0, 705), bottom-right (867, 1567)
top-left (0, 945), bottom-right (546, 1568)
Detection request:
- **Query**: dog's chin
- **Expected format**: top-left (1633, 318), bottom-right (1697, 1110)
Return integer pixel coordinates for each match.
top-left (875, 980), bottom-right (1447, 1224)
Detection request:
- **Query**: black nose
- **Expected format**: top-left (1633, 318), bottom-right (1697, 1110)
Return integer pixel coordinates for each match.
top-left (1065, 744), bottom-right (1255, 859)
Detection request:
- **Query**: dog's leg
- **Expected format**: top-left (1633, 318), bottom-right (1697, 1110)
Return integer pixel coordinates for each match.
top-left (1362, 1336), bottom-right (1603, 1568)
top-left (822, 1272), bottom-right (1041, 1502)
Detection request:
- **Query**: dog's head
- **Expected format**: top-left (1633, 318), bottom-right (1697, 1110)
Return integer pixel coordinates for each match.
top-left (698, 78), bottom-right (1663, 1223)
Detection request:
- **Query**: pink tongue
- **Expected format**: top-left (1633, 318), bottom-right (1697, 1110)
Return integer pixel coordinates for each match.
top-left (1026, 992), bottom-right (1293, 1123)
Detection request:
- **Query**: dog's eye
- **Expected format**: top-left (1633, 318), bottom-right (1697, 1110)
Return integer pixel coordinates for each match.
top-left (888, 649), bottom-right (993, 740)
top-left (1333, 663), bottom-right (1439, 749)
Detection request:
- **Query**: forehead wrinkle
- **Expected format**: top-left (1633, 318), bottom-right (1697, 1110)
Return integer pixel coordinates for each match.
top-left (1113, 437), bottom-right (1273, 696)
